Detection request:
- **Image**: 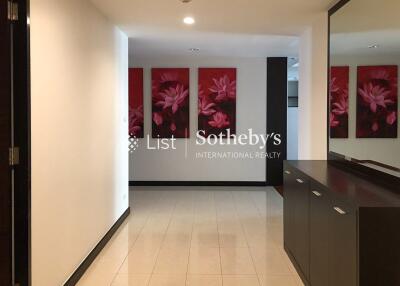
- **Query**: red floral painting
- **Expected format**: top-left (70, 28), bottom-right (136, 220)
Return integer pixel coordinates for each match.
top-left (129, 68), bottom-right (144, 138)
top-left (357, 66), bottom-right (398, 138)
top-left (330, 66), bottom-right (349, 138)
top-left (152, 68), bottom-right (190, 138)
top-left (198, 68), bottom-right (236, 137)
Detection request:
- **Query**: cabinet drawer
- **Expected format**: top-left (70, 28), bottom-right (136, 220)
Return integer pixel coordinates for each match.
top-left (283, 166), bottom-right (310, 281)
top-left (284, 168), bottom-right (308, 185)
top-left (284, 167), bottom-right (296, 253)
top-left (329, 199), bottom-right (357, 286)
top-left (310, 182), bottom-right (330, 286)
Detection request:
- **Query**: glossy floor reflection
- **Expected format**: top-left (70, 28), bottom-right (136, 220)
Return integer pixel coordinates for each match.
top-left (77, 187), bottom-right (303, 286)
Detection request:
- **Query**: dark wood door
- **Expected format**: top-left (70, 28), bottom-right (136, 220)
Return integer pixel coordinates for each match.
top-left (292, 174), bottom-right (310, 280)
top-left (12, 0), bottom-right (30, 284)
top-left (329, 199), bottom-right (357, 286)
top-left (309, 183), bottom-right (330, 286)
top-left (0, 0), bottom-right (13, 284)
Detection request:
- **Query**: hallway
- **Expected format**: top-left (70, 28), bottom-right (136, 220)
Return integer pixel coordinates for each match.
top-left (77, 188), bottom-right (303, 286)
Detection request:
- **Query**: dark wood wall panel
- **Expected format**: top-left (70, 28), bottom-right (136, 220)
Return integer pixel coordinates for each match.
top-left (13, 0), bottom-right (30, 284)
top-left (0, 0), bottom-right (12, 284)
top-left (267, 58), bottom-right (287, 186)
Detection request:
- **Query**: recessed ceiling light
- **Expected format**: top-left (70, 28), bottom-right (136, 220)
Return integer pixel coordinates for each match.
top-left (183, 17), bottom-right (195, 25)
top-left (189, 48), bottom-right (200, 52)
top-left (180, 0), bottom-right (192, 3)
top-left (368, 44), bottom-right (379, 49)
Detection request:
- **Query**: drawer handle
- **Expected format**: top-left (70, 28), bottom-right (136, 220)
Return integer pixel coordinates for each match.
top-left (284, 170), bottom-right (291, 175)
top-left (334, 207), bottom-right (347, 215)
top-left (296, 179), bottom-right (304, 184)
top-left (312, 191), bottom-right (322, 197)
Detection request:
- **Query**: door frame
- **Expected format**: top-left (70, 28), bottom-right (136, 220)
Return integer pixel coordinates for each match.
top-left (13, 0), bottom-right (31, 284)
top-left (1, 0), bottom-right (31, 285)
top-left (0, 0), bottom-right (13, 283)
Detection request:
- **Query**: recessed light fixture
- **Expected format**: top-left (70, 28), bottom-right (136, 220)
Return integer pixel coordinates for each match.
top-left (183, 17), bottom-right (195, 25)
top-left (180, 0), bottom-right (192, 3)
top-left (189, 48), bottom-right (200, 52)
top-left (368, 44), bottom-right (379, 49)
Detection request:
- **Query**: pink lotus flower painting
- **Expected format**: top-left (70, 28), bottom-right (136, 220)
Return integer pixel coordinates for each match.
top-left (129, 68), bottom-right (144, 138)
top-left (152, 68), bottom-right (190, 138)
top-left (198, 68), bottom-right (236, 137)
top-left (357, 66), bottom-right (398, 138)
top-left (330, 66), bottom-right (349, 138)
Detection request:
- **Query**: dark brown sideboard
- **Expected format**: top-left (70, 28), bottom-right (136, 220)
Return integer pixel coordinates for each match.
top-left (283, 161), bottom-right (400, 286)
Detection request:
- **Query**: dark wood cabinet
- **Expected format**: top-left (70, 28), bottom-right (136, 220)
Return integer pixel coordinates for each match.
top-left (292, 174), bottom-right (309, 279)
top-left (284, 168), bottom-right (310, 282)
top-left (329, 199), bottom-right (357, 286)
top-left (309, 182), bottom-right (330, 286)
top-left (283, 169), bottom-right (296, 253)
top-left (283, 161), bottom-right (400, 286)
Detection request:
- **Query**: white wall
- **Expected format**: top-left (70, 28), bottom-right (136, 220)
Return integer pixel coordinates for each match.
top-left (298, 13), bottom-right (328, 160)
top-left (330, 55), bottom-right (400, 169)
top-left (287, 108), bottom-right (299, 160)
top-left (31, 0), bottom-right (128, 284)
top-left (129, 56), bottom-right (266, 182)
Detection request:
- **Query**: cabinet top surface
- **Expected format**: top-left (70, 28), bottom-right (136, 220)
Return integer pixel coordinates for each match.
top-left (285, 160), bottom-right (400, 207)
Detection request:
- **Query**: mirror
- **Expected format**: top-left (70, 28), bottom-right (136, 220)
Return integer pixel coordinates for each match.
top-left (329, 0), bottom-right (400, 178)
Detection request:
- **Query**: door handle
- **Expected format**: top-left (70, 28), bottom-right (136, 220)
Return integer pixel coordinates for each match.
top-left (334, 207), bottom-right (347, 215)
top-left (296, 179), bottom-right (304, 184)
top-left (284, 170), bottom-right (291, 175)
top-left (312, 190), bottom-right (322, 197)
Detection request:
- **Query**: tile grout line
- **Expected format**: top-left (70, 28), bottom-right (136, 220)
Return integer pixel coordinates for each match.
top-left (146, 193), bottom-right (176, 286)
top-left (110, 195), bottom-right (159, 286)
top-left (251, 189), bottom-right (299, 285)
top-left (214, 191), bottom-right (225, 286)
top-left (104, 200), bottom-right (152, 286)
top-left (104, 189), bottom-right (297, 286)
top-left (249, 189), bottom-right (267, 221)
top-left (230, 191), bottom-right (262, 286)
top-left (147, 197), bottom-right (178, 286)
top-left (264, 190), bottom-right (299, 281)
top-left (184, 191), bottom-right (196, 286)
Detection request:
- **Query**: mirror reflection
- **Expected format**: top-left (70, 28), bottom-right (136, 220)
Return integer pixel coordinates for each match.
top-left (329, 0), bottom-right (400, 176)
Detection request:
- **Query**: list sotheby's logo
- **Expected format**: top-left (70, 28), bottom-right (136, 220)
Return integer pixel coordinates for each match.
top-left (128, 135), bottom-right (140, 153)
top-left (129, 134), bottom-right (177, 153)
top-left (195, 129), bottom-right (282, 160)
top-left (196, 128), bottom-right (281, 149)
top-left (129, 129), bottom-right (281, 154)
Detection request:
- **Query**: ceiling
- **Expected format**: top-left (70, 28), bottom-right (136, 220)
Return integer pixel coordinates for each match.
top-left (331, 0), bottom-right (400, 34)
top-left (91, 0), bottom-right (336, 36)
top-left (330, 0), bottom-right (400, 56)
top-left (90, 0), bottom-right (336, 57)
top-left (129, 31), bottom-right (299, 58)
top-left (331, 30), bottom-right (400, 57)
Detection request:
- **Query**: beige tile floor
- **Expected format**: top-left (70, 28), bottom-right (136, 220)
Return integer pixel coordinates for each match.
top-left (77, 187), bottom-right (304, 286)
